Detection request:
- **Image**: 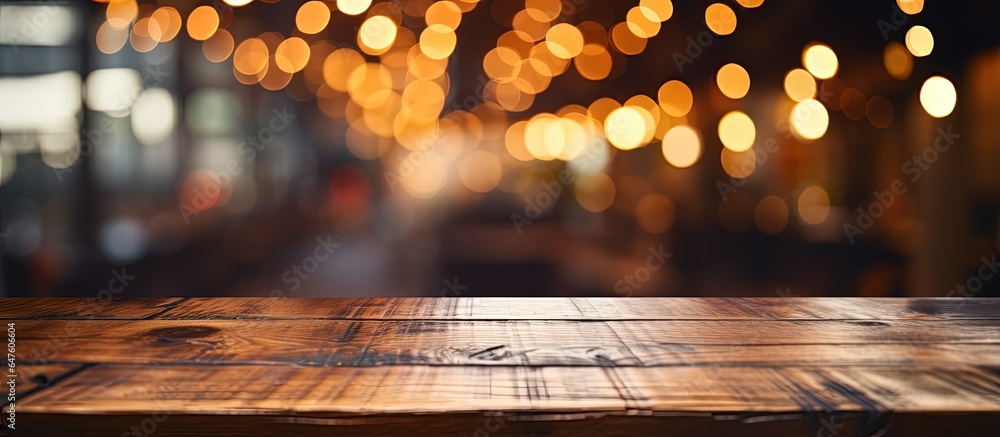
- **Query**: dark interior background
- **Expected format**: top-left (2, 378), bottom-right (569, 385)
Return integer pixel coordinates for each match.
top-left (2, 0), bottom-right (999, 298)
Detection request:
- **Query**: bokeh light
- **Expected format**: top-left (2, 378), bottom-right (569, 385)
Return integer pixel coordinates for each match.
top-left (504, 121), bottom-right (533, 161)
top-left (716, 63), bottom-right (750, 99)
top-left (574, 172), bottom-right (616, 212)
top-left (426, 1), bottom-right (462, 30)
top-left (721, 148), bottom-right (756, 179)
top-left (897, 0), bottom-right (924, 15)
top-left (234, 38), bottom-right (269, 75)
top-left (297, 1), bottom-right (331, 34)
top-left (150, 7), bottom-right (181, 43)
top-left (545, 23), bottom-right (584, 59)
top-left (420, 24), bottom-right (457, 60)
top-left (905, 25), bottom-right (934, 57)
top-left (178, 170), bottom-right (231, 213)
top-left (783, 68), bottom-right (816, 102)
top-left (790, 99), bottom-right (830, 140)
top-left (640, 0), bottom-right (674, 22)
top-left (574, 44), bottom-right (613, 80)
top-left (661, 125), bottom-right (701, 168)
top-left (106, 0), bottom-right (138, 30)
top-left (130, 17), bottom-right (160, 53)
top-left (920, 76), bottom-right (957, 118)
top-left (705, 3), bottom-right (737, 36)
top-left (525, 0), bottom-right (562, 21)
top-left (186, 6), bottom-right (219, 41)
top-left (797, 186), bottom-right (831, 225)
top-left (275, 37), bottom-right (310, 73)
top-left (605, 107), bottom-right (648, 150)
top-left (803, 43), bottom-right (838, 79)
top-left (202, 29), bottom-right (235, 63)
top-left (338, 0), bottom-right (373, 16)
top-left (626, 6), bottom-right (661, 38)
top-left (883, 42), bottom-right (913, 80)
top-left (718, 111), bottom-right (755, 152)
top-left (610, 22), bottom-right (647, 55)
top-left (657, 80), bottom-right (693, 117)
top-left (86, 68), bottom-right (142, 115)
top-left (324, 48), bottom-right (365, 91)
top-left (359, 15), bottom-right (398, 52)
top-left (131, 88), bottom-right (175, 146)
top-left (96, 20), bottom-right (129, 54)
top-left (459, 150), bottom-right (503, 193)
top-left (400, 152), bottom-right (448, 199)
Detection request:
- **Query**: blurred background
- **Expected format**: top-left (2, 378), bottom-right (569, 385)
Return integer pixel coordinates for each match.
top-left (1, 0), bottom-right (999, 298)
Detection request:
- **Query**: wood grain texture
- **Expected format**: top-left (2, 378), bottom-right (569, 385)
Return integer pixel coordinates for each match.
top-left (4, 298), bottom-right (999, 436)
top-left (12, 319), bottom-right (1000, 366)
top-left (0, 298), bottom-right (184, 320)
top-left (5, 364), bottom-right (83, 394)
top-left (15, 364), bottom-right (1000, 436)
top-left (1, 364), bottom-right (83, 429)
top-left (19, 364), bottom-right (1000, 414)
top-left (159, 297), bottom-right (1000, 320)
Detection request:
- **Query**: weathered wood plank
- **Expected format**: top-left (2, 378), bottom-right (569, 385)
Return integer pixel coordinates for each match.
top-left (7, 299), bottom-right (1000, 435)
top-left (626, 343), bottom-right (1000, 368)
top-left (18, 364), bottom-right (1000, 415)
top-left (2, 363), bottom-right (83, 426)
top-left (0, 298), bottom-right (185, 320)
top-left (4, 298), bottom-right (994, 321)
top-left (156, 297), bottom-right (1000, 320)
top-left (12, 319), bottom-right (1000, 367)
top-left (4, 364), bottom-right (83, 394)
top-left (14, 319), bottom-right (638, 366)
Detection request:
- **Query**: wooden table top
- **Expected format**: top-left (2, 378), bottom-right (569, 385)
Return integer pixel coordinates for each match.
top-left (2, 297), bottom-right (999, 436)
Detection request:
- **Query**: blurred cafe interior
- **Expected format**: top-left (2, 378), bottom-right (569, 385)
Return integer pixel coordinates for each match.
top-left (1, 0), bottom-right (999, 299)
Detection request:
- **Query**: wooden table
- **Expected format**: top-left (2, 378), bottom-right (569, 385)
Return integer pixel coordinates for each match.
top-left (2, 298), bottom-right (999, 436)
